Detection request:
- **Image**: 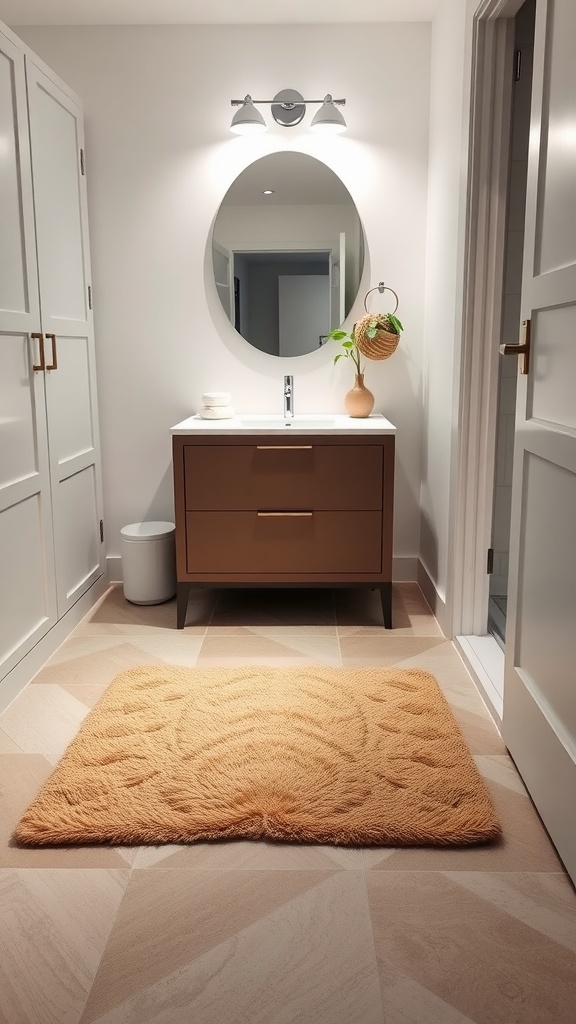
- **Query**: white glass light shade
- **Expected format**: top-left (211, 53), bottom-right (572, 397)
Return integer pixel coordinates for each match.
top-left (230, 97), bottom-right (267, 135)
top-left (310, 95), bottom-right (347, 135)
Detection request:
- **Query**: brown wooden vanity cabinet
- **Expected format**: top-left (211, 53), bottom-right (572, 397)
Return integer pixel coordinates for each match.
top-left (172, 432), bottom-right (395, 628)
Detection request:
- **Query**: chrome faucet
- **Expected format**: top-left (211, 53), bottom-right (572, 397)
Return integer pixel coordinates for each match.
top-left (283, 375), bottom-right (294, 418)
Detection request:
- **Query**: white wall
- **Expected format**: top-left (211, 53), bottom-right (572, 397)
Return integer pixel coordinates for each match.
top-left (213, 203), bottom-right (357, 254)
top-left (17, 24), bottom-right (430, 571)
top-left (419, 0), bottom-right (469, 629)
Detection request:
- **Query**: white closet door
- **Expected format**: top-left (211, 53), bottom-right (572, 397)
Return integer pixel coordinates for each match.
top-left (0, 32), bottom-right (57, 681)
top-left (26, 60), bottom-right (104, 615)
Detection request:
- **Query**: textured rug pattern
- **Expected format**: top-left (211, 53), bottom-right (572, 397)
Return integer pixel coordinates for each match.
top-left (15, 665), bottom-right (501, 847)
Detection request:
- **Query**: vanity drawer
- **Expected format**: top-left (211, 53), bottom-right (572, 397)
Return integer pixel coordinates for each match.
top-left (185, 511), bottom-right (382, 574)
top-left (184, 444), bottom-right (383, 511)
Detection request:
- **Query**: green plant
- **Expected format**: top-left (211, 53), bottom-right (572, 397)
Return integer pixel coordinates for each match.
top-left (366, 313), bottom-right (404, 338)
top-left (328, 327), bottom-right (364, 374)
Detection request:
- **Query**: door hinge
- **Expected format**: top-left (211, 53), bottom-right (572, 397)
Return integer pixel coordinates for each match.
top-left (88, 285), bottom-right (92, 309)
top-left (80, 147), bottom-right (86, 175)
top-left (514, 49), bottom-right (522, 82)
top-left (99, 519), bottom-right (104, 543)
top-left (487, 548), bottom-right (494, 574)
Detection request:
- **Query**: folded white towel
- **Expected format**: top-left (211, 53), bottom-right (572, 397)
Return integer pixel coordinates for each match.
top-left (198, 404), bottom-right (235, 420)
top-left (201, 391), bottom-right (232, 407)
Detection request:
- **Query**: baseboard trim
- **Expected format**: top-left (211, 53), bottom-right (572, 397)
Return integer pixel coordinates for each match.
top-left (0, 575), bottom-right (110, 714)
top-left (109, 554), bottom-right (419, 586)
top-left (417, 561), bottom-right (449, 636)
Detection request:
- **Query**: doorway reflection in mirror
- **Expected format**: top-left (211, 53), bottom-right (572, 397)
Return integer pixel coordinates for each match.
top-left (212, 152), bottom-right (364, 357)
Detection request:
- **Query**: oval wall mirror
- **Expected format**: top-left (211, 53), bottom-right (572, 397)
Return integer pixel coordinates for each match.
top-left (211, 152), bottom-right (365, 357)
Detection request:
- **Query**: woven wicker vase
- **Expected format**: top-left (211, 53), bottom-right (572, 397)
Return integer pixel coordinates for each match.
top-left (345, 374), bottom-right (374, 418)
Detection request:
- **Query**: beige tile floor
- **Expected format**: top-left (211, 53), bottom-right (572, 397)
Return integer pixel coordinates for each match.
top-left (1, 582), bottom-right (575, 1024)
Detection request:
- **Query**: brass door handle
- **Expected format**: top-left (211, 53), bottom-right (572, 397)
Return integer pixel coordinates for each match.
top-left (257, 511), bottom-right (313, 517)
top-left (45, 333), bottom-right (58, 370)
top-left (499, 319), bottom-right (530, 374)
top-left (31, 332), bottom-right (45, 371)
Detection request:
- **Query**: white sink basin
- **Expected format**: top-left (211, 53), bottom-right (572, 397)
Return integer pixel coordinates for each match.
top-left (238, 414), bottom-right (336, 430)
top-left (170, 413), bottom-right (396, 436)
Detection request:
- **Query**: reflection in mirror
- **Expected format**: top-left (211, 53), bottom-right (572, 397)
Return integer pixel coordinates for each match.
top-left (212, 152), bottom-right (364, 357)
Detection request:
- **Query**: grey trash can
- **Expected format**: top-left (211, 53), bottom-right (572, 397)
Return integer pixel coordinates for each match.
top-left (120, 521), bottom-right (176, 605)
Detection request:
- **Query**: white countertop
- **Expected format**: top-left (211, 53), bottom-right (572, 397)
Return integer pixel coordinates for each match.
top-left (171, 413), bottom-right (397, 436)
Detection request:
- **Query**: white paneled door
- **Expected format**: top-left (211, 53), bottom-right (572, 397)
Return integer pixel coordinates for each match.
top-left (329, 232), bottom-right (346, 331)
top-left (278, 275), bottom-right (330, 356)
top-left (502, 0), bottom-right (576, 882)
top-left (26, 60), bottom-right (104, 617)
top-left (0, 32), bottom-right (57, 680)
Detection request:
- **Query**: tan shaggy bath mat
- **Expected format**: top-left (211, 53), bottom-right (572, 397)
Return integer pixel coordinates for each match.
top-left (14, 665), bottom-right (501, 847)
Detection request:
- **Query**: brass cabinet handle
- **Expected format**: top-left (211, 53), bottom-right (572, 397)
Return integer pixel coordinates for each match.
top-left (45, 333), bottom-right (58, 370)
top-left (256, 445), bottom-right (313, 450)
top-left (31, 332), bottom-right (45, 371)
top-left (257, 511), bottom-right (313, 517)
top-left (499, 318), bottom-right (530, 374)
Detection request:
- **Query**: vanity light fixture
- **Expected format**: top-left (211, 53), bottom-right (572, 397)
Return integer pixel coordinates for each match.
top-left (229, 89), bottom-right (347, 135)
top-left (229, 95), bottom-right (267, 135)
top-left (309, 95), bottom-right (347, 135)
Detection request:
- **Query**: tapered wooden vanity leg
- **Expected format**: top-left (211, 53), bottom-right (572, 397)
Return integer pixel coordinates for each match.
top-left (379, 583), bottom-right (392, 629)
top-left (176, 583), bottom-right (190, 629)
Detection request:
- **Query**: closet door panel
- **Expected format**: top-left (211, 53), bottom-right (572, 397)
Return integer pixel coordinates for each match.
top-left (53, 464), bottom-right (100, 607)
top-left (0, 492), bottom-right (55, 679)
top-left (26, 60), bottom-right (104, 615)
top-left (44, 333), bottom-right (102, 611)
top-left (0, 34), bottom-right (40, 327)
top-left (26, 66), bottom-right (87, 324)
top-left (0, 335), bottom-right (56, 678)
top-left (0, 33), bottom-right (40, 328)
top-left (0, 41), bottom-right (28, 318)
top-left (45, 334), bottom-right (95, 461)
top-left (0, 334), bottom-right (41, 489)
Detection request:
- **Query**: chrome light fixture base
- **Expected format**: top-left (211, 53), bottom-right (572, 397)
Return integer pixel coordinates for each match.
top-left (270, 89), bottom-right (306, 127)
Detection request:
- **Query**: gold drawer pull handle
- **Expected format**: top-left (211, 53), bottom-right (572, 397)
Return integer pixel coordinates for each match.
top-left (45, 333), bottom-right (58, 370)
top-left (256, 445), bottom-right (313, 450)
top-left (257, 511), bottom-right (313, 517)
top-left (31, 332), bottom-right (45, 371)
